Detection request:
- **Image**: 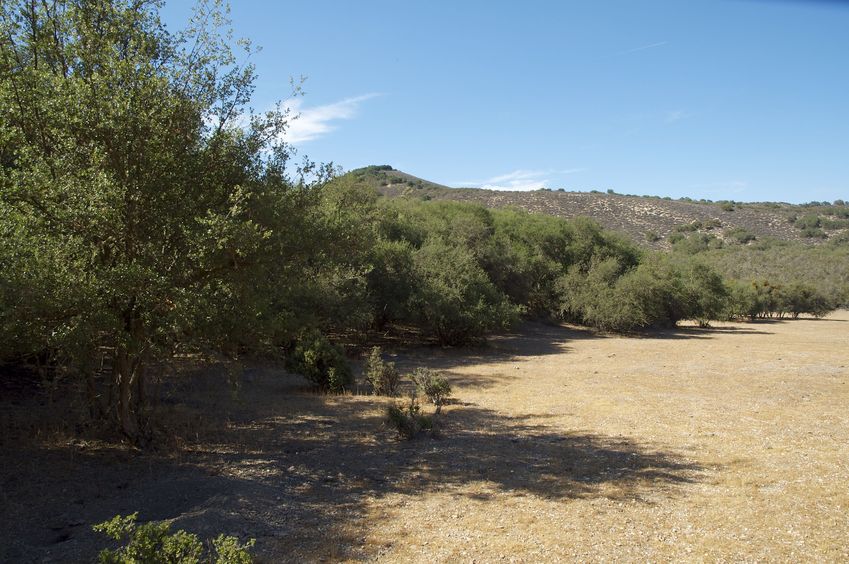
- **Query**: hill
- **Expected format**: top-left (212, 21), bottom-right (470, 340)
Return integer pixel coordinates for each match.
top-left (346, 166), bottom-right (849, 249)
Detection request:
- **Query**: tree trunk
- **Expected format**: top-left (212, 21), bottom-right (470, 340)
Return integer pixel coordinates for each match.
top-left (115, 345), bottom-right (138, 439)
top-left (85, 367), bottom-right (100, 420)
top-left (112, 300), bottom-right (150, 441)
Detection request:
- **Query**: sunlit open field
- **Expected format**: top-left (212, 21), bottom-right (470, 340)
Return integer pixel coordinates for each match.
top-left (2, 312), bottom-right (848, 562)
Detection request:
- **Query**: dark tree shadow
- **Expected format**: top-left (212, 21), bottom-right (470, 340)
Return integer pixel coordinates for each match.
top-left (366, 320), bottom-right (774, 378)
top-left (638, 325), bottom-right (774, 340)
top-left (0, 368), bottom-right (706, 562)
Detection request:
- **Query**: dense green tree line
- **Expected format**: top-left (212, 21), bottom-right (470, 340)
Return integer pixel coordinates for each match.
top-left (0, 1), bottom-right (840, 440)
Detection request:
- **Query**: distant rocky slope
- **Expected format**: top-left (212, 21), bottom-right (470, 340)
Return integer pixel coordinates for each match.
top-left (345, 166), bottom-right (848, 248)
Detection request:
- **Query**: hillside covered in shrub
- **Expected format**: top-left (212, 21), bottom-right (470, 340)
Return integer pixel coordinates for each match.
top-left (349, 166), bottom-right (849, 249)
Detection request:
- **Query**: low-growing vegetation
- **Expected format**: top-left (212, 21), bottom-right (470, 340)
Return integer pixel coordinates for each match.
top-left (386, 394), bottom-right (436, 440)
top-left (410, 368), bottom-right (452, 414)
top-left (725, 227), bottom-right (757, 244)
top-left (94, 513), bottom-right (254, 564)
top-left (364, 347), bottom-right (400, 396)
top-left (286, 330), bottom-right (353, 393)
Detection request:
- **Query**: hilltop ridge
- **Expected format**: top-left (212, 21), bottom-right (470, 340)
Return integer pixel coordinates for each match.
top-left (344, 166), bottom-right (848, 249)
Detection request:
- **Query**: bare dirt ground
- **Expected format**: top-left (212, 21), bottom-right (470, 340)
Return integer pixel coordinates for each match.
top-left (2, 312), bottom-right (848, 562)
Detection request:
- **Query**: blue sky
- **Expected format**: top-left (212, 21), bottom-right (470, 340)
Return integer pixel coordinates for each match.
top-left (161, 1), bottom-right (849, 203)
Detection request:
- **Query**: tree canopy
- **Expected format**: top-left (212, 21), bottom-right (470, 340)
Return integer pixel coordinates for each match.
top-left (0, 0), bottom-right (329, 438)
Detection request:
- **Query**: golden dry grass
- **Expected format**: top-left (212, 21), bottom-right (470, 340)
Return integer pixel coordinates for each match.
top-left (350, 312), bottom-right (849, 562)
top-left (1, 312), bottom-right (848, 562)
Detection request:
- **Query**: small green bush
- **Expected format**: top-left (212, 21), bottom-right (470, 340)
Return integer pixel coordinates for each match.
top-left (795, 213), bottom-right (822, 230)
top-left (410, 367), bottom-right (452, 413)
top-left (821, 218), bottom-right (849, 230)
top-left (386, 394), bottom-right (434, 439)
top-left (800, 227), bottom-right (827, 239)
top-left (672, 232), bottom-right (722, 254)
top-left (726, 227), bottom-right (756, 244)
top-left (287, 329), bottom-right (353, 392)
top-left (94, 513), bottom-right (254, 564)
top-left (362, 165), bottom-right (394, 172)
top-left (674, 222), bottom-right (700, 233)
top-left (364, 346), bottom-right (400, 396)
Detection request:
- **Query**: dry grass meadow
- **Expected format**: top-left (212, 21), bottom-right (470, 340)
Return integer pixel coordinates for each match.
top-left (2, 312), bottom-right (848, 562)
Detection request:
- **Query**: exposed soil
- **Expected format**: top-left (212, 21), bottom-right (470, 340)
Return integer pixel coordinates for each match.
top-left (2, 312), bottom-right (848, 562)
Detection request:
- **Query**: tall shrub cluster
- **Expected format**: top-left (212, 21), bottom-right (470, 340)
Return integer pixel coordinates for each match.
top-left (727, 280), bottom-right (832, 320)
top-left (319, 179), bottom-right (742, 334)
top-left (556, 254), bottom-right (729, 331)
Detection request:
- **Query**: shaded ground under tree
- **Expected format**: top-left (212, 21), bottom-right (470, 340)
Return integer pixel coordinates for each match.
top-left (0, 361), bottom-right (702, 562)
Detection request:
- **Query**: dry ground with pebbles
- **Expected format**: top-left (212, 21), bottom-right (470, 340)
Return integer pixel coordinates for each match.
top-left (2, 312), bottom-right (848, 562)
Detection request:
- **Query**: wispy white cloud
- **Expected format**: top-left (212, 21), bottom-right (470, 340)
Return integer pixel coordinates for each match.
top-left (665, 109), bottom-right (691, 123)
top-left (455, 168), bottom-right (584, 191)
top-left (284, 93), bottom-right (381, 144)
top-left (612, 41), bottom-right (668, 57)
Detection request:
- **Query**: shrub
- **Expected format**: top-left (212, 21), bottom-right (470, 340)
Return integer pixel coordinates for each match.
top-left (93, 513), bottom-right (254, 564)
top-left (720, 202), bottom-right (735, 212)
top-left (682, 262), bottom-right (731, 326)
top-left (364, 346), bottom-right (400, 396)
top-left (821, 218), bottom-right (849, 230)
top-left (795, 214), bottom-right (822, 230)
top-left (363, 165), bottom-right (394, 172)
top-left (557, 257), bottom-right (639, 330)
top-left (800, 227), bottom-right (827, 239)
top-left (365, 240), bottom-right (416, 329)
top-left (614, 257), bottom-right (689, 329)
top-left (672, 233), bottom-right (722, 254)
top-left (386, 394), bottom-right (434, 439)
top-left (727, 281), bottom-right (764, 321)
top-left (410, 368), bottom-right (452, 413)
top-left (726, 227), bottom-right (756, 244)
top-left (778, 283), bottom-right (832, 318)
top-left (287, 329), bottom-right (353, 392)
top-left (559, 254), bottom-right (728, 330)
top-left (674, 222), bottom-right (700, 233)
top-left (411, 238), bottom-right (519, 345)
top-left (645, 231), bottom-right (661, 243)
top-left (727, 280), bottom-right (788, 320)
